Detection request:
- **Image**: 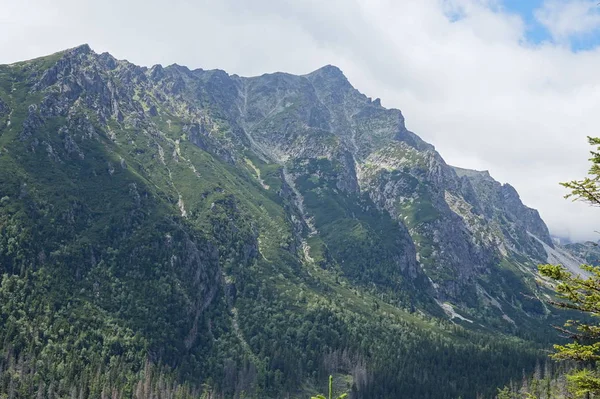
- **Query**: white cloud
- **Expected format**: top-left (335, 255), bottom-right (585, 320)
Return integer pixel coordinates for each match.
top-left (535, 0), bottom-right (600, 42)
top-left (1, 0), bottom-right (600, 241)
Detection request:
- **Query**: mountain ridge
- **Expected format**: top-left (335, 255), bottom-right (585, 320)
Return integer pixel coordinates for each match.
top-left (1, 43), bottom-right (562, 308)
top-left (0, 44), bottom-right (580, 398)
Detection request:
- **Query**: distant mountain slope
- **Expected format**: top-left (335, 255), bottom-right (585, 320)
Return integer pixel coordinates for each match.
top-left (563, 240), bottom-right (600, 268)
top-left (0, 45), bottom-right (574, 399)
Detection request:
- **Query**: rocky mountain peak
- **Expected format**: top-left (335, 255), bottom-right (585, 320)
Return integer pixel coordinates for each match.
top-left (68, 43), bottom-right (93, 56)
top-left (307, 64), bottom-right (346, 78)
top-left (165, 63), bottom-right (191, 73)
top-left (453, 166), bottom-right (493, 180)
top-left (304, 64), bottom-right (355, 94)
top-left (6, 46), bottom-right (565, 330)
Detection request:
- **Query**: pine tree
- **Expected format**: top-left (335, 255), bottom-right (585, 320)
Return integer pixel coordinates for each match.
top-left (539, 136), bottom-right (600, 396)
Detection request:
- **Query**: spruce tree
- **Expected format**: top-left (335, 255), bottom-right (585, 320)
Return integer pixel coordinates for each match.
top-left (539, 137), bottom-right (600, 396)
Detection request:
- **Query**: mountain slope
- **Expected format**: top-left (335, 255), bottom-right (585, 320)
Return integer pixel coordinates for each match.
top-left (0, 45), bottom-right (572, 398)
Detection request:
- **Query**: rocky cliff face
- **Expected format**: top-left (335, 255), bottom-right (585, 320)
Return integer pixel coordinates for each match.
top-left (192, 57), bottom-right (553, 319)
top-left (5, 43), bottom-right (563, 327)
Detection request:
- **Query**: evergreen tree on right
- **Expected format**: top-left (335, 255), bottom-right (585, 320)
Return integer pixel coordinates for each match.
top-left (539, 137), bottom-right (600, 397)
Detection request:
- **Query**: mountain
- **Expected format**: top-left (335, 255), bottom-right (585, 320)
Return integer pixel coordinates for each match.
top-left (563, 240), bottom-right (600, 267)
top-left (0, 45), bottom-right (577, 398)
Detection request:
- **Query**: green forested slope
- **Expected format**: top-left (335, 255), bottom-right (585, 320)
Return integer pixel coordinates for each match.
top-left (0, 45), bottom-right (570, 399)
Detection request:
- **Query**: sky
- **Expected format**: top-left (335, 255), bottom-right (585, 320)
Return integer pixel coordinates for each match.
top-left (1, 0), bottom-right (600, 242)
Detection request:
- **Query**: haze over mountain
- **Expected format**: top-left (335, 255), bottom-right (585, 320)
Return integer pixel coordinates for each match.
top-left (0, 45), bottom-right (589, 398)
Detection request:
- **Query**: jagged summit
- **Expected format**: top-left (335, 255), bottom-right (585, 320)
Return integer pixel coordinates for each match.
top-left (305, 63), bottom-right (345, 77)
top-left (304, 63), bottom-right (353, 89)
top-left (165, 62), bottom-right (191, 72)
top-left (452, 165), bottom-right (493, 180)
top-left (10, 44), bottom-right (554, 264)
top-left (69, 43), bottom-right (92, 54)
top-left (5, 45), bottom-right (561, 322)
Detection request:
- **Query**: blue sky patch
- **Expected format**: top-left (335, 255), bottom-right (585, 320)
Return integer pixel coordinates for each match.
top-left (502, 0), bottom-right (549, 44)
top-left (501, 0), bottom-right (600, 50)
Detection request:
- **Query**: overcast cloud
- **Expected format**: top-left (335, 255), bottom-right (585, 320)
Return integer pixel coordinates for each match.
top-left (2, 0), bottom-right (600, 241)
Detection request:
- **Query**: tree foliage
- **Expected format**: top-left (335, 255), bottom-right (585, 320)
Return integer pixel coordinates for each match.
top-left (539, 136), bottom-right (600, 396)
top-left (311, 375), bottom-right (348, 399)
